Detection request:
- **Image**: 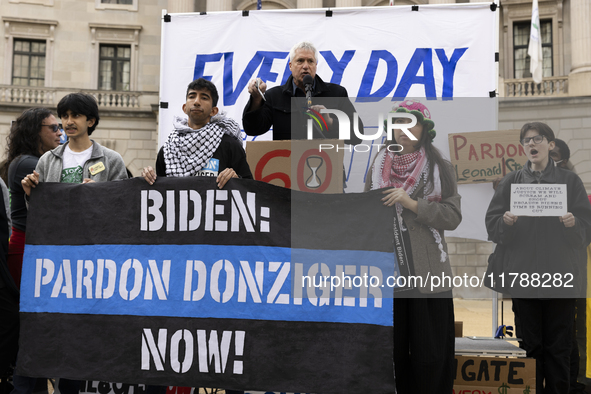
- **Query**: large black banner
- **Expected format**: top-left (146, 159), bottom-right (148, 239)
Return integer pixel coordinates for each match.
top-left (18, 178), bottom-right (399, 393)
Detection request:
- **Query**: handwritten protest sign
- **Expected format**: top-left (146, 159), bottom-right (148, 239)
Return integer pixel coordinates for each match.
top-left (246, 140), bottom-right (344, 193)
top-left (453, 355), bottom-right (535, 394)
top-left (448, 130), bottom-right (527, 184)
top-left (510, 184), bottom-right (567, 216)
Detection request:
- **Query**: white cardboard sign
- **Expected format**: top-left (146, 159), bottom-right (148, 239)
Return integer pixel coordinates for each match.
top-left (510, 184), bottom-right (567, 216)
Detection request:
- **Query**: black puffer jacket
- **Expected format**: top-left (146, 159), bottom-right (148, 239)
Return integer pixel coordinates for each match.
top-left (485, 158), bottom-right (591, 297)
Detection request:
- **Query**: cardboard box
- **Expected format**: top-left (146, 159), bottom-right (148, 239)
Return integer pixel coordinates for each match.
top-left (448, 130), bottom-right (528, 184)
top-left (454, 321), bottom-right (463, 338)
top-left (453, 355), bottom-right (535, 393)
top-left (246, 139), bottom-right (344, 193)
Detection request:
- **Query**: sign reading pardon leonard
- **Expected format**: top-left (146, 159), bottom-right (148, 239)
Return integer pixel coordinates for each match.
top-left (448, 130), bottom-right (527, 184)
top-left (510, 184), bottom-right (567, 216)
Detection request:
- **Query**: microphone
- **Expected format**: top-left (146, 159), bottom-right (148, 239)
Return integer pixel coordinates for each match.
top-left (303, 74), bottom-right (326, 139)
top-left (303, 74), bottom-right (314, 108)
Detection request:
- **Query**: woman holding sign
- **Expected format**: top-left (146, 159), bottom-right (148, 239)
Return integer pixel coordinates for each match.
top-left (485, 122), bottom-right (591, 393)
top-left (365, 100), bottom-right (461, 394)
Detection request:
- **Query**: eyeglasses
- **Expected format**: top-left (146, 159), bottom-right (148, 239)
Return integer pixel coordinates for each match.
top-left (521, 135), bottom-right (545, 145)
top-left (42, 123), bottom-right (62, 132)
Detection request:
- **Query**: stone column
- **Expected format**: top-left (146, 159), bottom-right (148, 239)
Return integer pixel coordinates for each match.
top-left (167, 0), bottom-right (194, 13)
top-left (297, 0), bottom-right (323, 8)
top-left (569, 0), bottom-right (591, 95)
top-left (206, 0), bottom-right (233, 11)
top-left (336, 0), bottom-right (362, 6)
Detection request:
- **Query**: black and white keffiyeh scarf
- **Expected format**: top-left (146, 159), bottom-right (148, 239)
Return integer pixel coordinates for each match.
top-left (163, 114), bottom-right (241, 177)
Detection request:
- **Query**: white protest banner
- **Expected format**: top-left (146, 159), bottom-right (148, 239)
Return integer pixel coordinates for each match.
top-left (158, 5), bottom-right (497, 143)
top-left (159, 4), bottom-right (499, 240)
top-left (510, 184), bottom-right (567, 217)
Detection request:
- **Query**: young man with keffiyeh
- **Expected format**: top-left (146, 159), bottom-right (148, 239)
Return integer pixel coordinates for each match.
top-left (142, 78), bottom-right (252, 188)
top-left (141, 79), bottom-right (248, 394)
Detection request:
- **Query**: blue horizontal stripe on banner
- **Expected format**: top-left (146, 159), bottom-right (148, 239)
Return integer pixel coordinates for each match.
top-left (21, 244), bottom-right (394, 326)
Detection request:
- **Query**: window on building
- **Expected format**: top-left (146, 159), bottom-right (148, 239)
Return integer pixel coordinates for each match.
top-left (12, 39), bottom-right (46, 86)
top-left (95, 0), bottom-right (136, 10)
top-left (513, 20), bottom-right (553, 79)
top-left (101, 0), bottom-right (132, 4)
top-left (98, 44), bottom-right (131, 91)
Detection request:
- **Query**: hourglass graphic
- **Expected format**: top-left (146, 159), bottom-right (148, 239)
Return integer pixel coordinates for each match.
top-left (305, 156), bottom-right (324, 188)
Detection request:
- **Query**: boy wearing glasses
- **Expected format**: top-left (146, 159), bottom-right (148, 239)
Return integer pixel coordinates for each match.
top-left (485, 122), bottom-right (591, 393)
top-left (21, 93), bottom-right (128, 195)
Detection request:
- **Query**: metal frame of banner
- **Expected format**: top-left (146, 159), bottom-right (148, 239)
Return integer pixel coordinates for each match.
top-left (491, 0), bottom-right (501, 338)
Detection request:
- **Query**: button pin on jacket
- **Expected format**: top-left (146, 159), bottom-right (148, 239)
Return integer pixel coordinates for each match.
top-left (89, 162), bottom-right (105, 175)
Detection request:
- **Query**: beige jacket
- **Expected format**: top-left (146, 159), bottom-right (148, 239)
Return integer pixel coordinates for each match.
top-left (365, 161), bottom-right (462, 294)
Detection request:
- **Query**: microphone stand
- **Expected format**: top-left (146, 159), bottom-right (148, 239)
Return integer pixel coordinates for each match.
top-left (305, 83), bottom-right (327, 139)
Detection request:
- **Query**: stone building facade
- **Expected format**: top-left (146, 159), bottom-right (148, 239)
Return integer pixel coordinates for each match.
top-left (0, 0), bottom-right (590, 298)
top-left (0, 0), bottom-right (167, 176)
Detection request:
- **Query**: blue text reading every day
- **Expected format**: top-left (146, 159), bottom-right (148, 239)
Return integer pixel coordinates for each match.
top-left (194, 48), bottom-right (468, 104)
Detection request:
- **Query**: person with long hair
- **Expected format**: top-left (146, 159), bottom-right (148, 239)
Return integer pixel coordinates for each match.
top-left (486, 122), bottom-right (591, 393)
top-left (364, 100), bottom-right (461, 394)
top-left (5, 107), bottom-right (62, 287)
top-left (5, 107), bottom-right (61, 394)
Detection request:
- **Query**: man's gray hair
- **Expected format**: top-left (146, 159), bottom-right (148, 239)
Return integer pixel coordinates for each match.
top-left (289, 41), bottom-right (319, 64)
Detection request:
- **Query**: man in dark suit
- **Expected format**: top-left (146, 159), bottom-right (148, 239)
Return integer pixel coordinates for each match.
top-left (242, 41), bottom-right (362, 143)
